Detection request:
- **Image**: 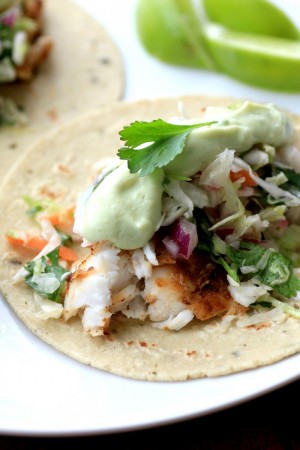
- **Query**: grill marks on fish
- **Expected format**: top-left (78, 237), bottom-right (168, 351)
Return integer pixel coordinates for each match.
top-left (147, 251), bottom-right (234, 321)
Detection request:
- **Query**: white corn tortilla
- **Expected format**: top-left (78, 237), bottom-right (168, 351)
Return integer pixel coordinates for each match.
top-left (0, 96), bottom-right (299, 381)
top-left (0, 0), bottom-right (123, 183)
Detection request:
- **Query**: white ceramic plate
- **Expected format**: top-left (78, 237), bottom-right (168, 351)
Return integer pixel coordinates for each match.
top-left (1, 0), bottom-right (300, 436)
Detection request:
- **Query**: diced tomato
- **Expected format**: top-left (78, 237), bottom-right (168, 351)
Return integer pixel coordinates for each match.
top-left (58, 246), bottom-right (77, 262)
top-left (41, 207), bottom-right (75, 228)
top-left (5, 232), bottom-right (77, 262)
top-left (230, 170), bottom-right (257, 187)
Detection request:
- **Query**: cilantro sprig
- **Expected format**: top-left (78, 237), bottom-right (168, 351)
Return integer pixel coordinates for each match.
top-left (118, 119), bottom-right (216, 176)
top-left (227, 242), bottom-right (300, 298)
top-left (24, 248), bottom-right (69, 302)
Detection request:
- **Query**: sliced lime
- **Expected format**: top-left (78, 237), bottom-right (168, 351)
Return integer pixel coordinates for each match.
top-left (205, 24), bottom-right (300, 91)
top-left (202, 0), bottom-right (300, 39)
top-left (136, 0), bottom-right (213, 68)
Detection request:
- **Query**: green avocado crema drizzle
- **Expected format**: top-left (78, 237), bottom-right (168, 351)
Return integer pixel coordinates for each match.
top-left (136, 0), bottom-right (300, 92)
top-left (82, 164), bottom-right (164, 250)
top-left (81, 102), bottom-right (296, 250)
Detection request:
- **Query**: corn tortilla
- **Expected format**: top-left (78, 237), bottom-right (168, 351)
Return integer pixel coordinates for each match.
top-left (0, 96), bottom-right (299, 381)
top-left (0, 0), bottom-right (123, 183)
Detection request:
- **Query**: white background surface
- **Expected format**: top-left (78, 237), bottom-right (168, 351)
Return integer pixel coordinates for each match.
top-left (76, 0), bottom-right (300, 112)
top-left (0, 0), bottom-right (300, 436)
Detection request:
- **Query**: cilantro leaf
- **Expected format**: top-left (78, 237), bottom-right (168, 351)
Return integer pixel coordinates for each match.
top-left (258, 252), bottom-right (291, 287)
top-left (194, 208), bottom-right (214, 253)
top-left (258, 252), bottom-right (300, 297)
top-left (227, 242), bottom-right (300, 298)
top-left (227, 241), bottom-right (266, 267)
top-left (24, 247), bottom-right (69, 302)
top-left (119, 119), bottom-right (209, 147)
top-left (118, 119), bottom-right (215, 176)
top-left (218, 256), bottom-right (240, 283)
top-left (274, 273), bottom-right (300, 298)
top-left (119, 131), bottom-right (191, 176)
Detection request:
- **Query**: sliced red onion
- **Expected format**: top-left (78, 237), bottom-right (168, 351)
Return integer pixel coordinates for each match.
top-left (216, 228), bottom-right (234, 239)
top-left (238, 187), bottom-right (255, 197)
top-left (257, 240), bottom-right (273, 248)
top-left (275, 219), bottom-right (289, 229)
top-left (1, 7), bottom-right (20, 27)
top-left (206, 185), bottom-right (222, 192)
top-left (163, 218), bottom-right (198, 259)
top-left (162, 236), bottom-right (180, 258)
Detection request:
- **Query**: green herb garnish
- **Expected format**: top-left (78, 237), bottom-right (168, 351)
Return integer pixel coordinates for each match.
top-left (24, 248), bottom-right (69, 302)
top-left (227, 242), bottom-right (300, 298)
top-left (227, 241), bottom-right (266, 268)
top-left (118, 119), bottom-right (215, 176)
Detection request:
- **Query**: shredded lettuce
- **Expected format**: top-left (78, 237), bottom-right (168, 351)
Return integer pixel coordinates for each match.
top-left (269, 298), bottom-right (300, 319)
top-left (243, 149), bottom-right (269, 170)
top-left (260, 205), bottom-right (286, 222)
top-left (234, 157), bottom-right (300, 207)
top-left (279, 167), bottom-right (300, 189)
top-left (24, 248), bottom-right (70, 302)
top-left (12, 29), bottom-right (27, 64)
top-left (228, 279), bottom-right (269, 307)
top-left (33, 292), bottom-right (64, 320)
top-left (265, 172), bottom-right (288, 186)
top-left (197, 149), bottom-right (246, 233)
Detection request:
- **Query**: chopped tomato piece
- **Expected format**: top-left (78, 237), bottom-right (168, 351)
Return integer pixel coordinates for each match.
top-left (230, 169), bottom-right (257, 187)
top-left (41, 207), bottom-right (75, 228)
top-left (58, 246), bottom-right (77, 262)
top-left (5, 232), bottom-right (77, 262)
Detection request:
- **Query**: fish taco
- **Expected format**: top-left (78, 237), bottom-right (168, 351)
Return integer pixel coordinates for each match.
top-left (0, 96), bottom-right (299, 381)
top-left (0, 0), bottom-right (123, 182)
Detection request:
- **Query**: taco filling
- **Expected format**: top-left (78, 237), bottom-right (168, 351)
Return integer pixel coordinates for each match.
top-left (6, 100), bottom-right (300, 337)
top-left (0, 0), bottom-right (52, 83)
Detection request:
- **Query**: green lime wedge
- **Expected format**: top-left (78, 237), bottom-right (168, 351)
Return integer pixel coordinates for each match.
top-left (202, 0), bottom-right (300, 39)
top-left (136, 0), bottom-right (213, 68)
top-left (205, 24), bottom-right (300, 91)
